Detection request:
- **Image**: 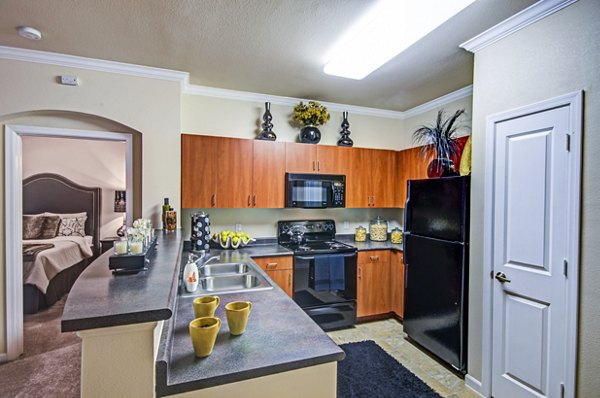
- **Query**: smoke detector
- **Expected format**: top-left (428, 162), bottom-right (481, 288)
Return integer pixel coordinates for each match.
top-left (17, 26), bottom-right (42, 40)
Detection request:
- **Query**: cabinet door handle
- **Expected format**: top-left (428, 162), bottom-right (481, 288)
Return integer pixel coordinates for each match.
top-left (317, 160), bottom-right (320, 172)
top-left (358, 267), bottom-right (362, 280)
top-left (370, 255), bottom-right (379, 261)
top-left (211, 194), bottom-right (216, 207)
top-left (288, 273), bottom-right (292, 287)
top-left (372, 196), bottom-right (376, 207)
top-left (248, 195), bottom-right (251, 206)
top-left (312, 160), bottom-right (316, 171)
top-left (266, 262), bottom-right (278, 270)
top-left (252, 195), bottom-right (256, 207)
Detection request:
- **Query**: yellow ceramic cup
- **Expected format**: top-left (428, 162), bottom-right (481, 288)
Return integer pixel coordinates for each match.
top-left (189, 317), bottom-right (221, 357)
top-left (193, 296), bottom-right (220, 318)
top-left (225, 301), bottom-right (252, 336)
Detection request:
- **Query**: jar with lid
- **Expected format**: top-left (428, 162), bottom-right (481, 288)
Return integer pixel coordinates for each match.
top-left (354, 226), bottom-right (367, 242)
top-left (369, 216), bottom-right (388, 241)
top-left (390, 227), bottom-right (403, 244)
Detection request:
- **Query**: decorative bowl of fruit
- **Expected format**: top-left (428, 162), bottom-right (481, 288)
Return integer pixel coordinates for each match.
top-left (211, 230), bottom-right (255, 249)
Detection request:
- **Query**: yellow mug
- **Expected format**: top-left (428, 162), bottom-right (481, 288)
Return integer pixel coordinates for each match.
top-left (189, 317), bottom-right (221, 357)
top-left (193, 296), bottom-right (220, 318)
top-left (225, 301), bottom-right (252, 336)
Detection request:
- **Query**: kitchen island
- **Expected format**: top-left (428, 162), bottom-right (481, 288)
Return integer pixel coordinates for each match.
top-left (62, 232), bottom-right (344, 398)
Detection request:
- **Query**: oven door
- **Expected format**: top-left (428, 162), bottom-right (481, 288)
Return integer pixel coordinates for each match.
top-left (286, 178), bottom-right (333, 208)
top-left (293, 252), bottom-right (357, 308)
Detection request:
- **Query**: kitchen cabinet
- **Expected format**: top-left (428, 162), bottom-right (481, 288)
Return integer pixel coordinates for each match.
top-left (253, 255), bottom-right (293, 297)
top-left (285, 143), bottom-right (349, 174)
top-left (182, 135), bottom-right (286, 208)
top-left (182, 134), bottom-right (220, 208)
top-left (357, 250), bottom-right (391, 317)
top-left (390, 250), bottom-right (405, 318)
top-left (347, 148), bottom-right (396, 208)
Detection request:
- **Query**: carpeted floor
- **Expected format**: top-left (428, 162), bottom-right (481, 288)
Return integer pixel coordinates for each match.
top-left (0, 297), bottom-right (80, 398)
top-left (338, 340), bottom-right (443, 398)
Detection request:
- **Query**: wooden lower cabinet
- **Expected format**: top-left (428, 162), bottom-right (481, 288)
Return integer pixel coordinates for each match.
top-left (357, 250), bottom-right (391, 317)
top-left (390, 251), bottom-right (405, 318)
top-left (252, 255), bottom-right (293, 298)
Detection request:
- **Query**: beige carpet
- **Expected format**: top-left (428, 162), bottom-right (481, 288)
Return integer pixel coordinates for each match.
top-left (0, 297), bottom-right (80, 398)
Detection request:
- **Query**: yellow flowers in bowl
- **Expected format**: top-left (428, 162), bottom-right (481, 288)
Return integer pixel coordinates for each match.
top-left (292, 100), bottom-right (330, 127)
top-left (211, 230), bottom-right (255, 249)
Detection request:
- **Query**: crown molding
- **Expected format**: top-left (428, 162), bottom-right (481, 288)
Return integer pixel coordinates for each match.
top-left (0, 45), bottom-right (189, 85)
top-left (0, 45), bottom-right (470, 120)
top-left (183, 82), bottom-right (406, 119)
top-left (460, 0), bottom-right (578, 53)
top-left (402, 85), bottom-right (473, 119)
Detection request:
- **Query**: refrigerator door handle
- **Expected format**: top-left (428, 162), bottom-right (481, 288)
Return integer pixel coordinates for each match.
top-left (403, 195), bottom-right (410, 254)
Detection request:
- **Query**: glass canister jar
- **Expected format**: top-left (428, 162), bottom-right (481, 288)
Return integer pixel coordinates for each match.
top-left (354, 226), bottom-right (367, 242)
top-left (390, 227), bottom-right (403, 244)
top-left (369, 216), bottom-right (388, 241)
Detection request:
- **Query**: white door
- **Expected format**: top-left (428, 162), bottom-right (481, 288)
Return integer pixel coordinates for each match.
top-left (491, 106), bottom-right (570, 398)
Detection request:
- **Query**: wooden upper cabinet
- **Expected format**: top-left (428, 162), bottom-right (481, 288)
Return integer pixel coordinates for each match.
top-left (217, 137), bottom-right (254, 208)
top-left (285, 142), bottom-right (318, 173)
top-left (317, 145), bottom-right (351, 175)
top-left (182, 134), bottom-right (220, 208)
top-left (347, 148), bottom-right (396, 208)
top-left (395, 146), bottom-right (431, 206)
top-left (253, 140), bottom-right (286, 208)
top-left (357, 250), bottom-right (391, 317)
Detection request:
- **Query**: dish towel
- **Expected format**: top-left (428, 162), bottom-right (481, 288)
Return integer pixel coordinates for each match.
top-left (311, 256), bottom-right (331, 291)
top-left (329, 254), bottom-right (345, 291)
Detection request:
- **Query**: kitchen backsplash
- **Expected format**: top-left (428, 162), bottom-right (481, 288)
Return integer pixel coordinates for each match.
top-left (181, 208), bottom-right (403, 239)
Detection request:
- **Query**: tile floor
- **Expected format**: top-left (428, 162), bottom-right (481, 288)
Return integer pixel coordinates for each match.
top-left (328, 319), bottom-right (479, 398)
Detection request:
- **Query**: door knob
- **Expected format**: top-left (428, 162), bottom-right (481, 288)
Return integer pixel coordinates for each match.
top-left (495, 272), bottom-right (511, 283)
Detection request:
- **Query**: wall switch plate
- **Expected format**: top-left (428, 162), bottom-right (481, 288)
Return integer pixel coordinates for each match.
top-left (60, 75), bottom-right (79, 86)
top-left (235, 223), bottom-right (242, 233)
top-left (343, 221), bottom-right (349, 230)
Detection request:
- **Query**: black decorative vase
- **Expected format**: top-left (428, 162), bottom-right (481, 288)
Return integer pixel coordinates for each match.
top-left (300, 125), bottom-right (321, 144)
top-left (427, 159), bottom-right (457, 178)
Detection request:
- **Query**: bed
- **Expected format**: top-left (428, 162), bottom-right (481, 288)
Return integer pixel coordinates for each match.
top-left (22, 173), bottom-right (101, 314)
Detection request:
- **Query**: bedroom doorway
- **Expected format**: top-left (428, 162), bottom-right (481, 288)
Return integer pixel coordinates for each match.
top-left (4, 124), bottom-right (133, 361)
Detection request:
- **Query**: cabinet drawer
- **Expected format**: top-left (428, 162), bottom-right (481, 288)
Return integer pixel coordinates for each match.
top-left (253, 255), bottom-right (293, 271)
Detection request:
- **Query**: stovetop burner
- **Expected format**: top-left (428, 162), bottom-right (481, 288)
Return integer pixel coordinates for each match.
top-left (282, 239), bottom-right (356, 254)
top-left (278, 220), bottom-right (357, 255)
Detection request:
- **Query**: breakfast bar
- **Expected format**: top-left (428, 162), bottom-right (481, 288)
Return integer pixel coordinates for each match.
top-left (61, 231), bottom-right (344, 398)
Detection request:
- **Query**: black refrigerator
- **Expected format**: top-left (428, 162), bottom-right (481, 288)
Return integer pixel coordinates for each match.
top-left (403, 176), bottom-right (469, 373)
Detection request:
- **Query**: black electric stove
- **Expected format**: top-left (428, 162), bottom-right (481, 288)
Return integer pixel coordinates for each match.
top-left (278, 220), bottom-right (357, 331)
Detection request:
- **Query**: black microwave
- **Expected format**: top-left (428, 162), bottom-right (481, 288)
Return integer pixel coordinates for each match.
top-left (285, 173), bottom-right (346, 208)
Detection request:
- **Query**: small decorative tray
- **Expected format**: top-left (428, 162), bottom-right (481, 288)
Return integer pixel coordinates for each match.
top-left (109, 237), bottom-right (157, 274)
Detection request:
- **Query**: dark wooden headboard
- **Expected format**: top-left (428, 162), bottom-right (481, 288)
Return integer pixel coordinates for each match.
top-left (23, 173), bottom-right (102, 253)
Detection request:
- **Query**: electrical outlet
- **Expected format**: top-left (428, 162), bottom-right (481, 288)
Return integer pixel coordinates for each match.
top-left (343, 221), bottom-right (350, 230)
top-left (60, 75), bottom-right (79, 86)
top-left (235, 223), bottom-right (242, 232)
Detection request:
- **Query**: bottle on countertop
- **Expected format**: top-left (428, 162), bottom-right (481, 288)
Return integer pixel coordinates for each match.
top-left (162, 198), bottom-right (170, 230)
top-left (183, 257), bottom-right (199, 293)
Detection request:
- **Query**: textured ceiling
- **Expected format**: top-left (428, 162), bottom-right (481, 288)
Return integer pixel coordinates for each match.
top-left (0, 0), bottom-right (537, 111)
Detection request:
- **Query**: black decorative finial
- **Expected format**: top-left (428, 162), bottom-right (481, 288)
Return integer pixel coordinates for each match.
top-left (258, 102), bottom-right (277, 141)
top-left (337, 111), bottom-right (353, 147)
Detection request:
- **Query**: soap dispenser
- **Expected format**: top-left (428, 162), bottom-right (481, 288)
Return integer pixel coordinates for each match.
top-left (183, 257), bottom-right (199, 293)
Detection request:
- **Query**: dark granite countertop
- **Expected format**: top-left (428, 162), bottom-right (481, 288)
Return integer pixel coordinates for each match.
top-left (61, 230), bottom-right (183, 332)
top-left (336, 234), bottom-right (403, 252)
top-left (155, 249), bottom-right (344, 397)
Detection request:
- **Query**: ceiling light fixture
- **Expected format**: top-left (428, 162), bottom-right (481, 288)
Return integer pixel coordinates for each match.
top-left (323, 0), bottom-right (476, 80)
top-left (17, 26), bottom-right (42, 41)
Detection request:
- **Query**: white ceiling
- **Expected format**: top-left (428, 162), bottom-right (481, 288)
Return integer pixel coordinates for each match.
top-left (0, 0), bottom-right (537, 111)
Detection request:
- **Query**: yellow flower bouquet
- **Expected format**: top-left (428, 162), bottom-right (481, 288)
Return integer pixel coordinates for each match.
top-left (292, 101), bottom-right (330, 126)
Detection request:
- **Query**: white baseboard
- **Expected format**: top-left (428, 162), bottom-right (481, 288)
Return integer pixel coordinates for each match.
top-left (0, 352), bottom-right (8, 363)
top-left (465, 374), bottom-right (486, 397)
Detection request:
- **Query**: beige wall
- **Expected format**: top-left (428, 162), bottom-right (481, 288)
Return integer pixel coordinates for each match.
top-left (22, 136), bottom-right (126, 239)
top-left (0, 59), bottom-right (181, 355)
top-left (468, 1), bottom-right (600, 395)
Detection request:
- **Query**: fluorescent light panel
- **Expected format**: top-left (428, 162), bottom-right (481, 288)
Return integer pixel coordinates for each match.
top-left (323, 0), bottom-right (476, 80)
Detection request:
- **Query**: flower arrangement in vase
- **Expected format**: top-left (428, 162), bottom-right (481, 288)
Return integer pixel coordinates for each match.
top-left (292, 100), bottom-right (330, 144)
top-left (412, 109), bottom-right (466, 177)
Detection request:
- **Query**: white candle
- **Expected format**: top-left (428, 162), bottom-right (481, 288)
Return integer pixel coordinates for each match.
top-left (130, 241), bottom-right (143, 254)
top-left (114, 240), bottom-right (128, 255)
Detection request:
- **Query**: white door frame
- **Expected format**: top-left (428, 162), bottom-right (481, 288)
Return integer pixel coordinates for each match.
top-left (480, 91), bottom-right (582, 397)
top-left (4, 124), bottom-right (133, 361)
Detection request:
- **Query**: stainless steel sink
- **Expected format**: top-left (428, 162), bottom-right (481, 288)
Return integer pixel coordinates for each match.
top-left (200, 274), bottom-right (264, 292)
top-left (181, 256), bottom-right (273, 296)
top-left (200, 263), bottom-right (249, 276)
